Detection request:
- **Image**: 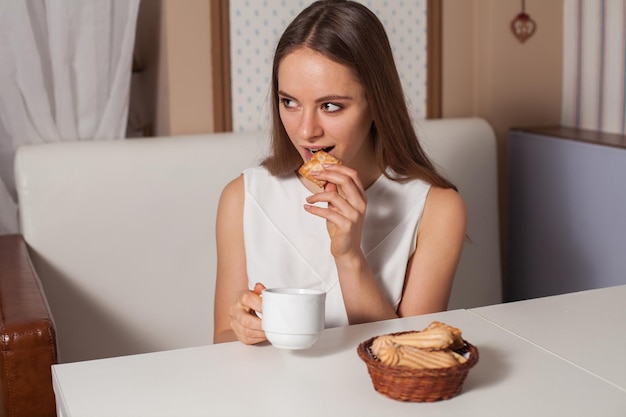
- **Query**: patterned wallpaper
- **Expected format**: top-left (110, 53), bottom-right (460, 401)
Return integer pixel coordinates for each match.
top-left (561, 0), bottom-right (626, 135)
top-left (229, 0), bottom-right (428, 132)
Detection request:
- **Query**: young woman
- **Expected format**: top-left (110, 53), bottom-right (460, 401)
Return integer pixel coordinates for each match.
top-left (213, 0), bottom-right (466, 345)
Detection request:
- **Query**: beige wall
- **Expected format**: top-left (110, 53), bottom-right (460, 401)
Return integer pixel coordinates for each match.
top-left (150, 0), bottom-right (563, 139)
top-left (443, 0), bottom-right (563, 275)
top-left (443, 0), bottom-right (563, 123)
top-left (156, 0), bottom-right (214, 136)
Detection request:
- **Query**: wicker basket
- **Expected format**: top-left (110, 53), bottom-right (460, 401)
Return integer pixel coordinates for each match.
top-left (357, 332), bottom-right (479, 402)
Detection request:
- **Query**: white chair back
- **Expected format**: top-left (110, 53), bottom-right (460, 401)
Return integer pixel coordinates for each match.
top-left (15, 118), bottom-right (501, 363)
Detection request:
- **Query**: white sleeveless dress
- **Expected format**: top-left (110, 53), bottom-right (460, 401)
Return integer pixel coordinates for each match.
top-left (242, 166), bottom-right (431, 328)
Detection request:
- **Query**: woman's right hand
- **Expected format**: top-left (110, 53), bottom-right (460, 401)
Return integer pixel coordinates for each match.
top-left (228, 282), bottom-right (267, 345)
top-left (304, 164), bottom-right (368, 259)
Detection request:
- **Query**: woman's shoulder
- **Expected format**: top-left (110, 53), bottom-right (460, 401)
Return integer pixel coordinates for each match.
top-left (242, 165), bottom-right (272, 183)
top-left (221, 167), bottom-right (270, 196)
top-left (219, 175), bottom-right (244, 204)
top-left (243, 166), bottom-right (301, 197)
top-left (422, 186), bottom-right (467, 232)
top-left (428, 186), bottom-right (465, 211)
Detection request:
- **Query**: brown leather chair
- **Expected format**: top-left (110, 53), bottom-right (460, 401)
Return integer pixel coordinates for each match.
top-left (0, 234), bottom-right (57, 417)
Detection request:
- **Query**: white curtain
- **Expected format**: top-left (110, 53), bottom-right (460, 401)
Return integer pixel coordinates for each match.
top-left (561, 0), bottom-right (626, 134)
top-left (0, 0), bottom-right (140, 235)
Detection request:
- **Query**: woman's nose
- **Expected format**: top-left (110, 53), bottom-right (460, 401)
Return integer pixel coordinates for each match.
top-left (298, 109), bottom-right (323, 140)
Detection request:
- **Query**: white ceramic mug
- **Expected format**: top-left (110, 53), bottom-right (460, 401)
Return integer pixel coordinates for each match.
top-left (261, 288), bottom-right (326, 350)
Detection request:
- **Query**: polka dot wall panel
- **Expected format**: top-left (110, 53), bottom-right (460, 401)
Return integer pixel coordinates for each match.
top-left (229, 0), bottom-right (428, 132)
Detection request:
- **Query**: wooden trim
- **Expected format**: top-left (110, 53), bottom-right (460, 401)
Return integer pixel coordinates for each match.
top-left (210, 0), bottom-right (232, 132)
top-left (426, 0), bottom-right (442, 119)
top-left (512, 126), bottom-right (626, 150)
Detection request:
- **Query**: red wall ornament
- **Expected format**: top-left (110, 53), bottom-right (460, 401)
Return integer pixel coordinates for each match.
top-left (511, 0), bottom-right (536, 43)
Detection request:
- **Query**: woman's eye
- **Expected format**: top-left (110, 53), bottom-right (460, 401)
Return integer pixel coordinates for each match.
top-left (322, 102), bottom-right (341, 112)
top-left (280, 98), bottom-right (297, 108)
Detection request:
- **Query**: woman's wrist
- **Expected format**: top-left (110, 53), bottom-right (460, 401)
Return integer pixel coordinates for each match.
top-left (333, 250), bottom-right (366, 271)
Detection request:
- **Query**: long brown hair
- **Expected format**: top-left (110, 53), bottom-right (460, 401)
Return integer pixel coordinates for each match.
top-left (262, 0), bottom-right (455, 190)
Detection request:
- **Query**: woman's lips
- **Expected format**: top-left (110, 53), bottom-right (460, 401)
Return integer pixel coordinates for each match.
top-left (304, 146), bottom-right (335, 160)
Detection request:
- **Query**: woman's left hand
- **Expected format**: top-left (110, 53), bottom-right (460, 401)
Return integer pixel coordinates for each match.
top-left (303, 164), bottom-right (367, 258)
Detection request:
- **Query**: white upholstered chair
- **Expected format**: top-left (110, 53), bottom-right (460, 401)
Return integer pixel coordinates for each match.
top-left (0, 117), bottom-right (501, 416)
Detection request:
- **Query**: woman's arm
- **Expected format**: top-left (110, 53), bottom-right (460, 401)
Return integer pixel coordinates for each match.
top-left (306, 173), bottom-right (466, 323)
top-left (397, 186), bottom-right (467, 316)
top-left (213, 176), bottom-right (265, 344)
top-left (304, 164), bottom-right (399, 324)
top-left (321, 186), bottom-right (465, 324)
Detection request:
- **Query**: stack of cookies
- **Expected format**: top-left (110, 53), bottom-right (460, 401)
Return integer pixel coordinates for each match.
top-left (370, 321), bottom-right (467, 369)
top-left (357, 321), bottom-right (479, 402)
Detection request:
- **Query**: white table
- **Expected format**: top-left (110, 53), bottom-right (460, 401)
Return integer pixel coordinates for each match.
top-left (471, 284), bottom-right (626, 392)
top-left (52, 290), bottom-right (626, 417)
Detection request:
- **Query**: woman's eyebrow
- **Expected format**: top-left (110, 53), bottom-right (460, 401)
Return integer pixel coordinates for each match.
top-left (316, 95), bottom-right (353, 102)
top-left (277, 90), bottom-right (353, 102)
top-left (277, 90), bottom-right (295, 98)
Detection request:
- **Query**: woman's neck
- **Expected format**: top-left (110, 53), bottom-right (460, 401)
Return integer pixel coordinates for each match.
top-left (351, 143), bottom-right (382, 190)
